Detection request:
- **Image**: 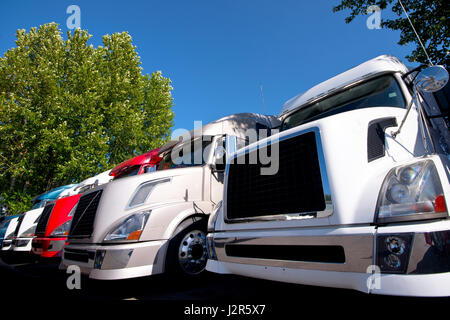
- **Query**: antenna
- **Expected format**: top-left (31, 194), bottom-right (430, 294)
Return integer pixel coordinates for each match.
top-left (397, 0), bottom-right (433, 65)
top-left (260, 83), bottom-right (267, 114)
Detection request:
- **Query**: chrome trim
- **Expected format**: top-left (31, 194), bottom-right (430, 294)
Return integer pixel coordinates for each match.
top-left (223, 127), bottom-right (333, 223)
top-left (213, 233), bottom-right (373, 273)
top-left (100, 248), bottom-right (134, 270)
top-left (126, 177), bottom-right (171, 210)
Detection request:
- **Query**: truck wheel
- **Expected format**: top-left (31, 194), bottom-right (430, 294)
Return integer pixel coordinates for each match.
top-left (166, 217), bottom-right (208, 276)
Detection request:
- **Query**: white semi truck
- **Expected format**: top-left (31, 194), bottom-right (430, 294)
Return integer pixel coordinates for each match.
top-left (62, 113), bottom-right (280, 280)
top-left (206, 55), bottom-right (450, 297)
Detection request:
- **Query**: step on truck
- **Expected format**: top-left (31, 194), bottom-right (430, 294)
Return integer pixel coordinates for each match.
top-left (62, 113), bottom-right (280, 280)
top-left (206, 55), bottom-right (450, 297)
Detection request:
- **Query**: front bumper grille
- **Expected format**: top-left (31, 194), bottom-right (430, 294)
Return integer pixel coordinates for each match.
top-left (64, 248), bottom-right (92, 263)
top-left (68, 190), bottom-right (102, 238)
top-left (226, 131), bottom-right (326, 220)
top-left (35, 204), bottom-right (55, 235)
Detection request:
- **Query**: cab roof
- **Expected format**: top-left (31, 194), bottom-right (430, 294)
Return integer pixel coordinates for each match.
top-left (109, 148), bottom-right (162, 177)
top-left (279, 55), bottom-right (409, 118)
top-left (158, 113), bottom-right (281, 154)
top-left (32, 184), bottom-right (77, 202)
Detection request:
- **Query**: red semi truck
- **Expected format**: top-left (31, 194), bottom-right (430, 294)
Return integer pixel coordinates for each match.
top-left (32, 194), bottom-right (82, 258)
top-left (32, 149), bottom-right (161, 260)
top-left (109, 149), bottom-right (162, 179)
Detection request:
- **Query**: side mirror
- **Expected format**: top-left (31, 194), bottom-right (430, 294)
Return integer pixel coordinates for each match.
top-left (415, 65), bottom-right (449, 93)
top-left (212, 146), bottom-right (226, 172)
top-left (211, 135), bottom-right (237, 172)
top-left (0, 206), bottom-right (7, 219)
top-left (214, 161), bottom-right (226, 172)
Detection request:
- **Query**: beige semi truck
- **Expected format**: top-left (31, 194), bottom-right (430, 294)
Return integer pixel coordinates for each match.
top-left (62, 113), bottom-right (280, 279)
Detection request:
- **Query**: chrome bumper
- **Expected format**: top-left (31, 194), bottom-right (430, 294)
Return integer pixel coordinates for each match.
top-left (62, 240), bottom-right (168, 280)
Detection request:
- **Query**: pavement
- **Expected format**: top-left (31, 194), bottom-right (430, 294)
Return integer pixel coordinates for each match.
top-left (0, 256), bottom-right (448, 317)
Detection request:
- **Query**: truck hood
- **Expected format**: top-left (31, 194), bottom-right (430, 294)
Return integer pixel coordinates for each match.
top-left (74, 166), bottom-right (206, 243)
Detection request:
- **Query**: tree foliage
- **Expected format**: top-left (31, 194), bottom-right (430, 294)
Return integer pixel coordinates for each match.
top-left (333, 0), bottom-right (449, 67)
top-left (0, 23), bottom-right (174, 214)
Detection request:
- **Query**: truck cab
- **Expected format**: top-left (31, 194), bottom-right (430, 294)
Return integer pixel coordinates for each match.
top-left (206, 55), bottom-right (450, 297)
top-left (62, 113), bottom-right (280, 280)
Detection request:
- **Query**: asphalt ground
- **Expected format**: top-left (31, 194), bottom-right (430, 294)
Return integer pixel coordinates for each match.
top-left (0, 256), bottom-right (448, 318)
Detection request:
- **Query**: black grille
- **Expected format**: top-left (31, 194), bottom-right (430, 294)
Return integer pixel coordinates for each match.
top-left (69, 190), bottom-right (103, 238)
top-left (64, 248), bottom-right (91, 263)
top-left (13, 214), bottom-right (25, 237)
top-left (226, 244), bottom-right (345, 263)
top-left (35, 204), bottom-right (55, 235)
top-left (367, 117), bottom-right (397, 162)
top-left (226, 131), bottom-right (326, 220)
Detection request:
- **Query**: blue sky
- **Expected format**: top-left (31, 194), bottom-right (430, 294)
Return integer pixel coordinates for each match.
top-left (0, 0), bottom-right (417, 134)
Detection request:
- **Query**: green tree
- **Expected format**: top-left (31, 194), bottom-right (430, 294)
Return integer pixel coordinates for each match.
top-left (333, 0), bottom-right (449, 67)
top-left (0, 23), bottom-right (174, 215)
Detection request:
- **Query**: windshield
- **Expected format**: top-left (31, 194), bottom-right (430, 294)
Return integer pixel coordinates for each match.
top-left (31, 200), bottom-right (46, 210)
top-left (158, 137), bottom-right (214, 171)
top-left (113, 165), bottom-right (142, 180)
top-left (143, 165), bottom-right (157, 173)
top-left (281, 75), bottom-right (406, 131)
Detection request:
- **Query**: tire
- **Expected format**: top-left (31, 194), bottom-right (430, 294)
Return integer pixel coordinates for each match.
top-left (165, 216), bottom-right (208, 276)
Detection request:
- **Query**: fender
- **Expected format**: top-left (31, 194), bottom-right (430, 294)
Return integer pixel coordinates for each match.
top-left (160, 201), bottom-right (212, 240)
top-left (134, 200), bottom-right (212, 241)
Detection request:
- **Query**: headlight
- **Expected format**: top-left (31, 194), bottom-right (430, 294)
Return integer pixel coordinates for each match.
top-left (19, 225), bottom-right (37, 238)
top-left (127, 178), bottom-right (170, 209)
top-left (104, 210), bottom-right (151, 242)
top-left (50, 220), bottom-right (72, 236)
top-left (207, 201), bottom-right (222, 233)
top-left (5, 231), bottom-right (15, 240)
top-left (376, 160), bottom-right (447, 223)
